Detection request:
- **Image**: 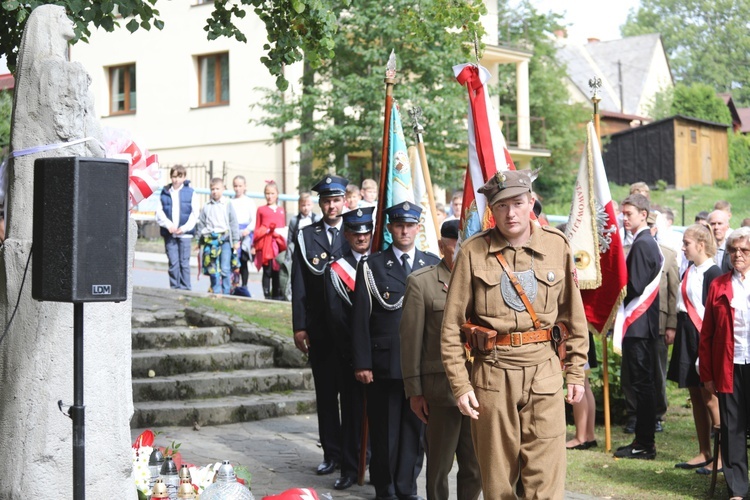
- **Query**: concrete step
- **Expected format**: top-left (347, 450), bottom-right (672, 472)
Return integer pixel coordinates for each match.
top-left (131, 308), bottom-right (188, 328)
top-left (131, 390), bottom-right (317, 428)
top-left (132, 344), bottom-right (276, 377)
top-left (132, 326), bottom-right (229, 350)
top-left (132, 367), bottom-right (314, 402)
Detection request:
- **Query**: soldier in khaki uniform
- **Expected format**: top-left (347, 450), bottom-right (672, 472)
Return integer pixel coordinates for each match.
top-left (441, 170), bottom-right (589, 499)
top-left (399, 220), bottom-right (481, 500)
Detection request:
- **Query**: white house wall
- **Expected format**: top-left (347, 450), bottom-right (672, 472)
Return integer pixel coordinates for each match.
top-left (70, 0), bottom-right (303, 198)
top-left (635, 39), bottom-right (674, 117)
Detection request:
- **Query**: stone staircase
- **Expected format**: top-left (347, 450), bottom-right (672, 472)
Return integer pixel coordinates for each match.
top-left (131, 287), bottom-right (316, 428)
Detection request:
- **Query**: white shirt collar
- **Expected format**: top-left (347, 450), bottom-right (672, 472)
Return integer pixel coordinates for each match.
top-left (391, 245), bottom-right (415, 265)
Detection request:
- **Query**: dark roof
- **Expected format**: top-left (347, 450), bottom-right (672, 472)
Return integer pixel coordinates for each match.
top-left (606, 114), bottom-right (730, 139)
top-left (557, 34), bottom-right (670, 116)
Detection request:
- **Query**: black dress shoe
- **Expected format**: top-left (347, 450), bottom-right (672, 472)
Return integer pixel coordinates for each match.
top-left (316, 460), bottom-right (338, 475)
top-left (334, 476), bottom-right (355, 490)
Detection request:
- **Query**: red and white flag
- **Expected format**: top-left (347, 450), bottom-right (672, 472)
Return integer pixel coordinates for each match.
top-left (565, 122), bottom-right (628, 341)
top-left (453, 63), bottom-right (516, 242)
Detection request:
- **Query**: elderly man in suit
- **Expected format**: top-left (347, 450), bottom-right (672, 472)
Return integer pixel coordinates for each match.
top-left (399, 219), bottom-right (481, 500)
top-left (709, 209), bottom-right (733, 273)
top-left (352, 202), bottom-right (440, 500)
top-left (291, 174), bottom-right (350, 476)
top-left (323, 206), bottom-right (374, 490)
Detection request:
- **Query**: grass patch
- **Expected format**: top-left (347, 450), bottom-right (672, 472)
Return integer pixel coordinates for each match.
top-left (566, 382), bottom-right (727, 498)
top-left (189, 296), bottom-right (293, 338)
top-left (546, 183), bottom-right (750, 225)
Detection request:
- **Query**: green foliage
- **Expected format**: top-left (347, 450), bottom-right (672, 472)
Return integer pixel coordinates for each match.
top-left (0, 91), bottom-right (11, 153)
top-left (670, 83), bottom-right (732, 124)
top-left (622, 0), bottom-right (750, 106)
top-left (728, 131), bottom-right (750, 185)
top-left (0, 0), bottom-right (163, 72)
top-left (496, 0), bottom-right (590, 207)
top-left (645, 86), bottom-right (673, 120)
top-left (205, 0), bottom-right (347, 91)
top-left (252, 0), bottom-right (487, 188)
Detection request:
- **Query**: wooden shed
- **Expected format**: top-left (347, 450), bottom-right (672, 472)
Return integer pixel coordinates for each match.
top-left (602, 115), bottom-right (729, 189)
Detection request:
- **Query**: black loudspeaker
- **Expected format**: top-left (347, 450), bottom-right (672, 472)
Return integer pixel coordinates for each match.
top-left (32, 157), bottom-right (130, 303)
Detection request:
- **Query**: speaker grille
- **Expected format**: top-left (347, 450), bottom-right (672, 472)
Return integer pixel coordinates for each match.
top-left (32, 157), bottom-right (129, 303)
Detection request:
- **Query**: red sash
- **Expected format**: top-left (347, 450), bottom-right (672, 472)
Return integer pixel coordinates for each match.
top-left (681, 266), bottom-right (703, 332)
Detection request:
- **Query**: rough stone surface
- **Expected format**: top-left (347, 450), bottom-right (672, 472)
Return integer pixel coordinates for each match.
top-left (0, 6), bottom-right (133, 498)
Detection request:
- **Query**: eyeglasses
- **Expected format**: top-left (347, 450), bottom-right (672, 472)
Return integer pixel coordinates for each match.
top-left (727, 245), bottom-right (750, 257)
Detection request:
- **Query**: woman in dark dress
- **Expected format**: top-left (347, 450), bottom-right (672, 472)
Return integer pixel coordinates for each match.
top-left (667, 224), bottom-right (722, 471)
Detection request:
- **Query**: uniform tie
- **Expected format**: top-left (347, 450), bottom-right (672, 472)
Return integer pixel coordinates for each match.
top-left (328, 227), bottom-right (339, 247)
top-left (401, 254), bottom-right (412, 275)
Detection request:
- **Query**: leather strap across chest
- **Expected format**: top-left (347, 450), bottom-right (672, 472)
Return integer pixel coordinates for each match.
top-left (493, 248), bottom-right (542, 330)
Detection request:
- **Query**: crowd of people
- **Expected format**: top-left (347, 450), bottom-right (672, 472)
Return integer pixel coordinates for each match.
top-left (155, 168), bottom-right (750, 499)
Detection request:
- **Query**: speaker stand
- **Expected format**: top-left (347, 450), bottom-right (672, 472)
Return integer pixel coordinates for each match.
top-left (72, 303), bottom-right (85, 499)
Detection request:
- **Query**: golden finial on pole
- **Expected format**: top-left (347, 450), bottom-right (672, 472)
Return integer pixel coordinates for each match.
top-left (385, 49), bottom-right (397, 83)
top-left (588, 77), bottom-right (603, 146)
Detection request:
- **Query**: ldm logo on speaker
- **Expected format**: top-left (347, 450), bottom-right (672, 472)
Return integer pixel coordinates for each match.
top-left (92, 285), bottom-right (112, 295)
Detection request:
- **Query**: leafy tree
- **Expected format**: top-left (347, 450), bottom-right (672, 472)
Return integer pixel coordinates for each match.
top-left (252, 0), bottom-right (486, 189)
top-left (0, 91), bottom-right (11, 153)
top-left (728, 132), bottom-right (750, 185)
top-left (622, 0), bottom-right (750, 105)
top-left (670, 83), bottom-right (733, 124)
top-left (496, 0), bottom-right (590, 210)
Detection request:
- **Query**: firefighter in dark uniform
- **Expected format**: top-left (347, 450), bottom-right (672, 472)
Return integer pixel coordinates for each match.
top-left (291, 174), bottom-right (350, 476)
top-left (323, 206), bottom-right (374, 490)
top-left (351, 202), bottom-right (440, 500)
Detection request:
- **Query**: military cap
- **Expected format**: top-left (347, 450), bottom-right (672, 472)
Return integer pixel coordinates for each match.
top-left (440, 219), bottom-right (459, 239)
top-left (478, 169), bottom-right (535, 206)
top-left (342, 206), bottom-right (375, 234)
top-left (311, 174), bottom-right (349, 198)
top-left (385, 201), bottom-right (422, 224)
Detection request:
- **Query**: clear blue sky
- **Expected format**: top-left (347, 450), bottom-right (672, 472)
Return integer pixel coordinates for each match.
top-left (523, 0), bottom-right (641, 43)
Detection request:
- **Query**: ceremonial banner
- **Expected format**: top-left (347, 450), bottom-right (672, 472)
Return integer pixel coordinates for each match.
top-left (380, 103), bottom-right (415, 248)
top-left (409, 146), bottom-right (440, 255)
top-left (565, 121), bottom-right (628, 336)
top-left (453, 63), bottom-right (515, 241)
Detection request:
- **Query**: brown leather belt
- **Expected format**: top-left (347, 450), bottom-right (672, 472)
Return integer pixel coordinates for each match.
top-left (495, 328), bottom-right (553, 347)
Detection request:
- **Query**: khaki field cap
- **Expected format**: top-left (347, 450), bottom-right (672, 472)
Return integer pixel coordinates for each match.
top-left (478, 169), bottom-right (536, 206)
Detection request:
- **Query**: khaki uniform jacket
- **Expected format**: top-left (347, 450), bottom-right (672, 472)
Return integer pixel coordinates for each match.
top-left (399, 261), bottom-right (457, 407)
top-left (441, 225), bottom-right (589, 400)
top-left (658, 244), bottom-right (679, 334)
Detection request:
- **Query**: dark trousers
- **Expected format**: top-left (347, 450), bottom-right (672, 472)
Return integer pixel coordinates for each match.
top-left (164, 235), bottom-right (192, 290)
top-left (239, 252), bottom-right (251, 287)
top-left (425, 404), bottom-right (482, 500)
top-left (624, 336), bottom-right (668, 421)
top-left (719, 363), bottom-right (750, 498)
top-left (262, 264), bottom-right (280, 298)
top-left (367, 378), bottom-right (424, 499)
top-left (622, 337), bottom-right (656, 447)
top-left (308, 341), bottom-right (342, 464)
top-left (339, 367), bottom-right (368, 480)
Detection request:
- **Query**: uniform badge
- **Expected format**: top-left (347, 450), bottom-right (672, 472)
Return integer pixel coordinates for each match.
top-left (312, 257), bottom-right (319, 265)
top-left (356, 209), bottom-right (363, 217)
top-left (418, 259), bottom-right (425, 266)
top-left (403, 202), bottom-right (410, 211)
top-left (321, 252), bottom-right (327, 260)
top-left (325, 177), bottom-right (332, 184)
top-left (547, 271), bottom-right (555, 282)
top-left (500, 270), bottom-right (537, 312)
top-left (383, 291), bottom-right (390, 300)
top-left (386, 260), bottom-right (394, 268)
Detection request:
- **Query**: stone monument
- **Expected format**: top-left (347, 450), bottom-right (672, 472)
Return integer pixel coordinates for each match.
top-left (0, 5), bottom-right (136, 498)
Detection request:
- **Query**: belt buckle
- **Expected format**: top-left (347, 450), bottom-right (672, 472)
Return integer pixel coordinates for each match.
top-left (510, 332), bottom-right (522, 347)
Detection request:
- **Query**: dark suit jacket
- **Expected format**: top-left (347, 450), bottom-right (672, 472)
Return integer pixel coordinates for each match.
top-left (291, 219), bottom-right (349, 344)
top-left (323, 250), bottom-right (361, 362)
top-left (719, 245), bottom-right (733, 273)
top-left (351, 247), bottom-right (440, 380)
top-left (624, 229), bottom-right (661, 339)
top-left (399, 261), bottom-right (457, 407)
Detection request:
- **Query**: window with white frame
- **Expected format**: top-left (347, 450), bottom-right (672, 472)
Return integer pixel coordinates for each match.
top-left (109, 64), bottom-right (136, 114)
top-left (198, 52), bottom-right (229, 106)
